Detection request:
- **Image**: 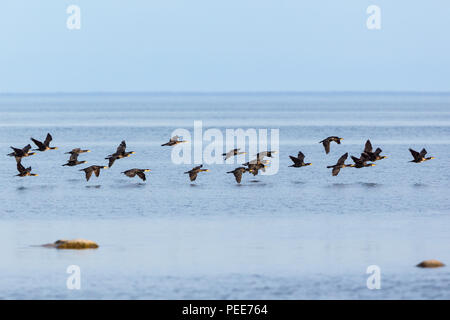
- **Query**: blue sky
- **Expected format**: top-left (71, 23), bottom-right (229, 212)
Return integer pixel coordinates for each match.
top-left (0, 1), bottom-right (449, 92)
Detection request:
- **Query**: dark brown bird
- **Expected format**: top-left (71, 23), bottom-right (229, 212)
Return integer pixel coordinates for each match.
top-left (16, 161), bottom-right (38, 177)
top-left (327, 153), bottom-right (351, 176)
top-left (161, 136), bottom-right (187, 146)
top-left (122, 169), bottom-right (151, 181)
top-left (319, 136), bottom-right (343, 154)
top-left (79, 165), bottom-right (108, 181)
top-left (289, 151), bottom-right (312, 168)
top-left (62, 153), bottom-right (87, 167)
top-left (362, 140), bottom-right (387, 162)
top-left (242, 158), bottom-right (269, 176)
top-left (105, 141), bottom-right (135, 167)
top-left (65, 148), bottom-right (91, 155)
top-left (223, 148), bottom-right (246, 160)
top-left (7, 144), bottom-right (35, 163)
top-left (184, 165), bottom-right (209, 181)
top-left (227, 167), bottom-right (252, 183)
top-left (31, 133), bottom-right (58, 152)
top-left (409, 148), bottom-right (435, 163)
top-left (350, 154), bottom-right (376, 169)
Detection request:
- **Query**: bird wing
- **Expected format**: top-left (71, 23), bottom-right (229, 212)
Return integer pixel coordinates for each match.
top-left (108, 156), bottom-right (117, 167)
top-left (192, 165), bottom-right (203, 171)
top-left (22, 144), bottom-right (32, 153)
top-left (116, 141), bottom-right (126, 154)
top-left (409, 148), bottom-right (421, 161)
top-left (136, 171), bottom-right (146, 181)
top-left (351, 156), bottom-right (362, 165)
top-left (189, 171), bottom-right (198, 181)
top-left (85, 170), bottom-right (93, 181)
top-left (337, 153), bottom-right (348, 165)
top-left (297, 152), bottom-right (305, 162)
top-left (71, 148), bottom-right (81, 154)
top-left (44, 133), bottom-right (53, 147)
top-left (322, 140), bottom-right (330, 154)
top-left (170, 136), bottom-right (180, 142)
top-left (289, 155), bottom-right (302, 165)
top-left (233, 170), bottom-right (243, 183)
top-left (364, 140), bottom-right (373, 153)
top-left (332, 167), bottom-right (341, 176)
top-left (69, 153), bottom-right (79, 162)
top-left (420, 148), bottom-right (427, 157)
top-left (31, 138), bottom-right (45, 149)
top-left (374, 148), bottom-right (382, 156)
top-left (94, 167), bottom-right (101, 177)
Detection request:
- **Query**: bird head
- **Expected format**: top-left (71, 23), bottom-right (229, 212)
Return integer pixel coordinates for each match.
top-left (144, 169), bottom-right (151, 172)
top-left (103, 166), bottom-right (109, 169)
top-left (340, 138), bottom-right (344, 140)
top-left (370, 163), bottom-right (376, 166)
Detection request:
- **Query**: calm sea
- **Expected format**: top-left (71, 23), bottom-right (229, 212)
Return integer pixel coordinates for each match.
top-left (0, 93), bottom-right (449, 299)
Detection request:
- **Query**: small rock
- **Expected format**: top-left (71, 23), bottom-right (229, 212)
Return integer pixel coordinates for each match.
top-left (43, 239), bottom-right (99, 249)
top-left (416, 259), bottom-right (445, 268)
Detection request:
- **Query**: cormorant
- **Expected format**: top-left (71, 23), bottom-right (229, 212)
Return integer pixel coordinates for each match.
top-left (350, 154), bottom-right (376, 168)
top-left (242, 159), bottom-right (269, 175)
top-left (31, 133), bottom-right (58, 152)
top-left (79, 165), bottom-right (108, 181)
top-left (256, 151), bottom-right (277, 160)
top-left (7, 144), bottom-right (35, 163)
top-left (62, 153), bottom-right (87, 167)
top-left (184, 165), bottom-right (209, 181)
top-left (227, 167), bottom-right (252, 183)
top-left (65, 148), bottom-right (90, 155)
top-left (16, 161), bottom-right (38, 177)
top-left (122, 169), bottom-right (151, 181)
top-left (327, 153), bottom-right (351, 176)
top-left (362, 140), bottom-right (387, 161)
top-left (289, 151), bottom-right (312, 168)
top-left (161, 136), bottom-right (187, 146)
top-left (223, 148), bottom-right (246, 160)
top-left (105, 141), bottom-right (135, 167)
top-left (319, 136), bottom-right (343, 154)
top-left (409, 148), bottom-right (435, 163)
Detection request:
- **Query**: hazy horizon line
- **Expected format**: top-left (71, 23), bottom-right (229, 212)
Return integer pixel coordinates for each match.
top-left (1, 90), bottom-right (450, 96)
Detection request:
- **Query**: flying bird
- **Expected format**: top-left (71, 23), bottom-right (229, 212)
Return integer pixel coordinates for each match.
top-left (122, 169), bottom-right (151, 182)
top-left (7, 144), bottom-right (35, 163)
top-left (319, 136), bottom-right (343, 154)
top-left (105, 141), bottom-right (135, 167)
top-left (327, 153), bottom-right (351, 176)
top-left (409, 148), bottom-right (435, 163)
top-left (62, 153), bottom-right (87, 167)
top-left (161, 136), bottom-right (187, 146)
top-left (350, 154), bottom-right (376, 169)
top-left (65, 148), bottom-right (91, 155)
top-left (79, 165), bottom-right (108, 181)
top-left (31, 133), bottom-right (58, 152)
top-left (223, 148), bottom-right (246, 160)
top-left (227, 167), bottom-right (252, 183)
top-left (289, 151), bottom-right (312, 168)
top-left (362, 140), bottom-right (387, 162)
top-left (184, 165), bottom-right (209, 182)
top-left (16, 161), bottom-right (38, 177)
top-left (256, 151), bottom-right (277, 160)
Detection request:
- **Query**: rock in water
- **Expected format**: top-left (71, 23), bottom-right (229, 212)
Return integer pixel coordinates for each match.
top-left (43, 239), bottom-right (99, 249)
top-left (416, 260), bottom-right (445, 268)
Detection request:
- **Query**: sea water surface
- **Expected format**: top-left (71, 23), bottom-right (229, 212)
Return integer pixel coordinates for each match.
top-left (0, 93), bottom-right (450, 299)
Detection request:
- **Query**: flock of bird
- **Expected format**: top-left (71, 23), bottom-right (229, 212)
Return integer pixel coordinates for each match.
top-left (7, 134), bottom-right (435, 183)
